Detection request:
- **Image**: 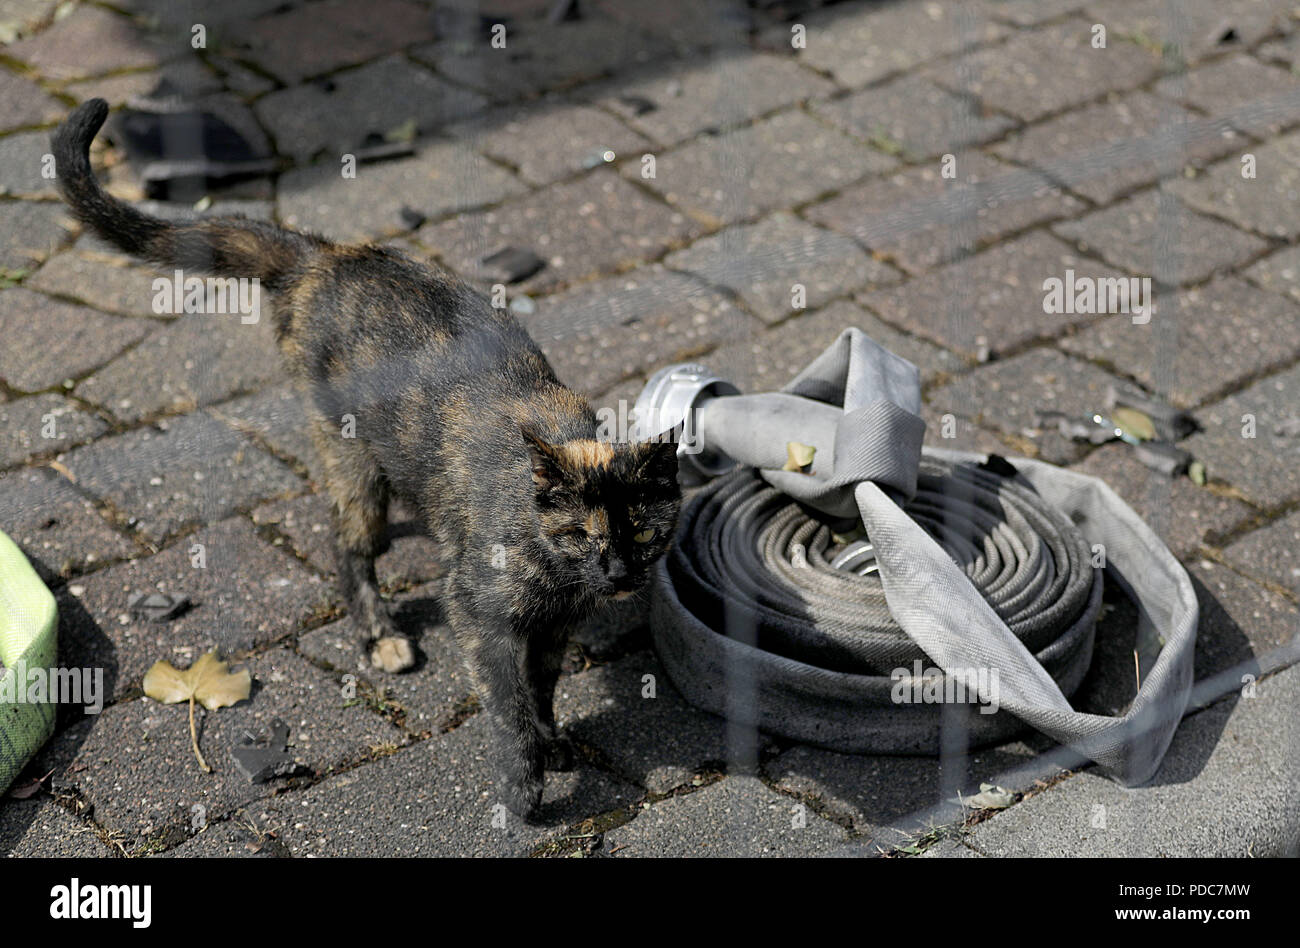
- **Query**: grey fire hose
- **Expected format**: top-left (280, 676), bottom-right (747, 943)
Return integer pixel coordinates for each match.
top-left (635, 328), bottom-right (1197, 786)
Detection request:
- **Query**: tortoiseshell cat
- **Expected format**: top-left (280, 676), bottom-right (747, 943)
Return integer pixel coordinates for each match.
top-left (53, 100), bottom-right (681, 818)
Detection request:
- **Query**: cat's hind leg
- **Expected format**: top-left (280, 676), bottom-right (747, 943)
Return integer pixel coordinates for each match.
top-left (309, 415), bottom-right (416, 673)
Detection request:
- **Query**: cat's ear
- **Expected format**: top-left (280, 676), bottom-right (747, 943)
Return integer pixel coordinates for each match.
top-left (521, 424), bottom-right (566, 492)
top-left (631, 423), bottom-right (681, 481)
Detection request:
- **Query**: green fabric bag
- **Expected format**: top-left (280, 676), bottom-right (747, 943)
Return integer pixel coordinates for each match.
top-left (0, 529), bottom-right (58, 795)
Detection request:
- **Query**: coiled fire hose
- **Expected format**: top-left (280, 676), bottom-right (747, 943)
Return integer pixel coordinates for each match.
top-left (635, 329), bottom-right (1197, 785)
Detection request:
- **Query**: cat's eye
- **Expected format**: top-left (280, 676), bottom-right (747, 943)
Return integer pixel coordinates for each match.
top-left (633, 528), bottom-right (657, 543)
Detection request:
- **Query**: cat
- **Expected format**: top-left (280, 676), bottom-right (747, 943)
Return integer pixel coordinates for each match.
top-left (51, 99), bottom-right (682, 818)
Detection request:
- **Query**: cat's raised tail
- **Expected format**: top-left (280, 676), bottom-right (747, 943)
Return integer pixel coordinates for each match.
top-left (51, 98), bottom-right (322, 290)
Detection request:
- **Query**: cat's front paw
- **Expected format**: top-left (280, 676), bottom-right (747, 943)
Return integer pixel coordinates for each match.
top-left (369, 635), bottom-right (416, 673)
top-left (500, 772), bottom-right (544, 821)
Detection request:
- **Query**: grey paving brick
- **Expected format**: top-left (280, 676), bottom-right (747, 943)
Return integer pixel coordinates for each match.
top-left (592, 51), bottom-right (835, 148)
top-left (228, 0), bottom-right (436, 83)
top-left (1059, 277), bottom-right (1300, 409)
top-left (1086, 0), bottom-right (1289, 68)
top-left (1187, 560), bottom-right (1300, 682)
top-left (1171, 131), bottom-right (1300, 239)
top-left (808, 152), bottom-right (1084, 277)
top-left (0, 68), bottom-right (63, 131)
top-left (0, 467), bottom-right (136, 583)
top-left (592, 0), bottom-right (753, 49)
top-left (526, 265), bottom-right (756, 395)
top-left (554, 650), bottom-right (740, 795)
top-left (6, 4), bottom-right (169, 80)
top-left (977, 0), bottom-right (1087, 26)
top-left (926, 18), bottom-right (1161, 123)
top-left (278, 140), bottom-right (524, 242)
top-left (0, 130), bottom-right (56, 198)
top-left (0, 798), bottom-right (111, 857)
top-left (707, 299), bottom-right (964, 395)
top-left (461, 100), bottom-right (651, 186)
top-left (569, 594), bottom-right (652, 663)
top-left (171, 714), bottom-right (641, 857)
top-left (1070, 443), bottom-right (1251, 559)
top-left (1224, 510), bottom-right (1300, 599)
top-left (858, 231), bottom-right (1122, 359)
top-left (916, 837), bottom-right (983, 857)
top-left (663, 212), bottom-right (900, 325)
top-left (253, 56), bottom-right (488, 162)
top-left (770, 1), bottom-right (1007, 89)
top-left (76, 313), bottom-right (286, 423)
top-left (602, 775), bottom-right (846, 857)
top-left (33, 647), bottom-right (403, 852)
top-left (1154, 53), bottom-right (1300, 138)
top-left (1183, 364), bottom-right (1300, 508)
top-left (0, 200), bottom-right (72, 271)
top-left (964, 661), bottom-right (1300, 857)
top-left (992, 90), bottom-right (1243, 205)
top-left (1244, 246), bottom-right (1300, 304)
top-left (0, 392), bottom-right (107, 466)
top-left (814, 74), bottom-right (1017, 162)
top-left (1258, 31), bottom-right (1300, 71)
top-left (56, 516), bottom-right (333, 700)
top-left (1054, 189), bottom-right (1268, 286)
top-left (927, 349), bottom-right (1127, 464)
top-left (920, 405), bottom-right (1017, 457)
top-left (633, 110), bottom-right (896, 227)
top-left (61, 411), bottom-right (303, 543)
top-left (24, 250), bottom-right (161, 318)
top-left (0, 288), bottom-right (150, 392)
top-left (208, 382), bottom-right (315, 471)
top-left (297, 587), bottom-right (469, 734)
top-left (421, 170), bottom-right (699, 293)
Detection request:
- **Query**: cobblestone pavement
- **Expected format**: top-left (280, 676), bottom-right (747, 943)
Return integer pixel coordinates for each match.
top-left (1, 0), bottom-right (1298, 858)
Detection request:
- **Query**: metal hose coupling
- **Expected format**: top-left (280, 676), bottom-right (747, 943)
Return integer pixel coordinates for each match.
top-left (635, 328), bottom-right (1198, 786)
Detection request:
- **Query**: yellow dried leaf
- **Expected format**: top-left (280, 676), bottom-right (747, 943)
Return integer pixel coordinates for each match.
top-left (1111, 407), bottom-right (1156, 442)
top-left (144, 650), bottom-right (250, 710)
top-left (783, 441), bottom-right (816, 473)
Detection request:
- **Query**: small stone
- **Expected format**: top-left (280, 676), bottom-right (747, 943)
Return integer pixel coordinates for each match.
top-left (477, 246), bottom-right (545, 284)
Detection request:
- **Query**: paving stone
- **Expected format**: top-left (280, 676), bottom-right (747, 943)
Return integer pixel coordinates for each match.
top-left (0, 129), bottom-right (56, 198)
top-left (927, 349), bottom-right (1127, 464)
top-left (768, 1), bottom-right (1007, 88)
top-left (977, 0), bottom-right (1087, 26)
top-left (1171, 131), bottom-right (1300, 239)
top-left (253, 56), bottom-right (489, 163)
top-left (814, 74), bottom-right (1017, 162)
top-left (569, 594), bottom-right (652, 663)
top-left (927, 18), bottom-right (1161, 123)
top-left (525, 265), bottom-right (757, 395)
top-left (807, 152), bottom-right (1084, 276)
top-left (1070, 443), bottom-right (1251, 559)
top-left (61, 411), bottom-right (303, 543)
top-left (0, 467), bottom-right (136, 584)
top-left (61, 51), bottom-right (223, 108)
top-left (992, 90), bottom-right (1243, 205)
top-left (297, 589), bottom-right (469, 734)
top-left (1059, 277), bottom-right (1300, 409)
top-left (602, 775), bottom-right (846, 857)
top-left (1155, 53), bottom-right (1300, 138)
top-left (252, 492), bottom-right (446, 592)
top-left (1225, 511), bottom-right (1300, 599)
top-left (592, 0), bottom-right (753, 49)
top-left (0, 288), bottom-right (151, 392)
top-left (0, 67), bottom-right (63, 131)
top-left (633, 110), bottom-right (896, 227)
top-left (76, 312), bottom-right (286, 423)
top-left (172, 714), bottom-right (641, 857)
top-left (229, 0), bottom-right (437, 83)
top-left (24, 250), bottom-right (161, 317)
top-left (411, 15), bottom-right (672, 102)
top-left (1244, 246), bottom-right (1300, 304)
top-left (858, 231), bottom-right (1124, 359)
top-left (920, 405), bottom-right (1018, 457)
top-left (1055, 189), bottom-right (1268, 285)
top-left (1086, 0), bottom-right (1289, 68)
top-left (554, 650), bottom-right (743, 795)
top-left (33, 647), bottom-right (403, 852)
top-left (1183, 364), bottom-right (1300, 508)
top-left (964, 660), bottom-right (1300, 856)
top-left (55, 516), bottom-right (332, 700)
top-left (420, 170), bottom-right (699, 293)
top-left (0, 392), bottom-right (107, 466)
top-left (707, 299), bottom-right (964, 395)
top-left (1257, 30), bottom-right (1300, 71)
top-left (663, 212), bottom-right (900, 325)
top-left (592, 51), bottom-right (835, 148)
top-left (207, 382), bottom-right (315, 471)
top-left (1186, 560), bottom-right (1300, 682)
top-left (916, 837), bottom-right (983, 857)
top-left (0, 797), bottom-right (111, 857)
top-left (0, 200), bottom-right (72, 271)
top-left (6, 4), bottom-right (170, 80)
top-left (462, 100), bottom-right (652, 186)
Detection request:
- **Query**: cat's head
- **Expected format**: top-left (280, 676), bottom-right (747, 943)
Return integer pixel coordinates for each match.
top-left (521, 424), bottom-right (681, 600)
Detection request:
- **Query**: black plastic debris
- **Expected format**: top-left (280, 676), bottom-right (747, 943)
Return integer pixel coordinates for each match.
top-left (1132, 440), bottom-right (1193, 478)
top-left (231, 718), bottom-right (302, 783)
top-left (478, 245), bottom-right (545, 283)
top-left (618, 94), bottom-right (658, 116)
top-left (979, 454), bottom-right (1020, 478)
top-left (399, 205), bottom-right (427, 229)
top-left (354, 131), bottom-right (416, 165)
top-left (1105, 384), bottom-right (1198, 441)
top-left (547, 0), bottom-right (581, 24)
top-left (128, 592), bottom-right (192, 623)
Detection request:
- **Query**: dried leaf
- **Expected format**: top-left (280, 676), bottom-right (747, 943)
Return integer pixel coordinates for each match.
top-left (144, 651), bottom-right (251, 772)
top-left (1188, 460), bottom-right (1207, 486)
top-left (384, 118), bottom-right (417, 144)
top-left (962, 783), bottom-right (1016, 809)
top-left (783, 441), bottom-right (816, 473)
top-left (1111, 407), bottom-right (1156, 442)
